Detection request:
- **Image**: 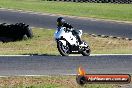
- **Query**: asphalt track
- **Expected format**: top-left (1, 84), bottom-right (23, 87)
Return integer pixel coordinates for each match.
top-left (0, 9), bottom-right (132, 38)
top-left (0, 55), bottom-right (132, 76)
top-left (0, 9), bottom-right (132, 77)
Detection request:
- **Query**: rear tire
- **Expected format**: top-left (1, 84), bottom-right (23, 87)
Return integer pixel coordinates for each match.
top-left (81, 41), bottom-right (91, 56)
top-left (81, 47), bottom-right (91, 56)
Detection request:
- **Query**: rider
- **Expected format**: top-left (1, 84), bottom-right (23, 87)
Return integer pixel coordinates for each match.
top-left (57, 17), bottom-right (83, 46)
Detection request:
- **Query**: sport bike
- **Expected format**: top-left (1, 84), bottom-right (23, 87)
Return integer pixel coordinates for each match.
top-left (54, 27), bottom-right (90, 56)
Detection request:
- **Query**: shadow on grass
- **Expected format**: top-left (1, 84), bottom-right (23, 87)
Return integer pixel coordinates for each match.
top-left (22, 53), bottom-right (61, 56)
top-left (0, 37), bottom-right (14, 43)
top-left (22, 54), bottom-right (84, 56)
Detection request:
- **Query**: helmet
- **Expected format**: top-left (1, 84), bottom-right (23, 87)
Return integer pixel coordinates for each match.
top-left (57, 17), bottom-right (65, 26)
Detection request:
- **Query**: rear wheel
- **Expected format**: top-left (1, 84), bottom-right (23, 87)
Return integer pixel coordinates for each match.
top-left (57, 40), bottom-right (70, 56)
top-left (81, 41), bottom-right (91, 56)
top-left (81, 47), bottom-right (90, 56)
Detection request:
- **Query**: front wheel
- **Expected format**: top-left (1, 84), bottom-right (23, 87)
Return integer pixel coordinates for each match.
top-left (57, 40), bottom-right (70, 56)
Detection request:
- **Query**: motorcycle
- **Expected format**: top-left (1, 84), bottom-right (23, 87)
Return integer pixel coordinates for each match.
top-left (54, 27), bottom-right (90, 56)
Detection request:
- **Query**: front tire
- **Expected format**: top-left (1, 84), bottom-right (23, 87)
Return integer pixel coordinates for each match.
top-left (57, 40), bottom-right (70, 56)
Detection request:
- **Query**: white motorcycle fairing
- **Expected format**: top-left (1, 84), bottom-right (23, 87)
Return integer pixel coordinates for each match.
top-left (54, 27), bottom-right (82, 46)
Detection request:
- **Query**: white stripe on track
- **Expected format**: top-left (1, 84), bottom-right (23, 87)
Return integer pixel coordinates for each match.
top-left (0, 55), bottom-right (30, 56)
top-left (90, 54), bottom-right (132, 56)
top-left (0, 54), bottom-right (132, 57)
top-left (0, 74), bottom-right (77, 77)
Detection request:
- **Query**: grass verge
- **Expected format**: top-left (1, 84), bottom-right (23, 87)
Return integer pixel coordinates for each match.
top-left (0, 28), bottom-right (132, 55)
top-left (0, 0), bottom-right (132, 21)
top-left (0, 76), bottom-right (117, 88)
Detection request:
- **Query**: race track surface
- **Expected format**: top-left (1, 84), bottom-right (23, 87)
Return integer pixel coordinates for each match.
top-left (0, 10), bottom-right (132, 38)
top-left (0, 55), bottom-right (132, 76)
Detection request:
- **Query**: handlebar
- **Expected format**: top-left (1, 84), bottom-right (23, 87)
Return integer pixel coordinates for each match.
top-left (63, 27), bottom-right (73, 32)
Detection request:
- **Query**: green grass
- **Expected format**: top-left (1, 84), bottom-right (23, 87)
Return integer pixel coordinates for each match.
top-left (0, 29), bottom-right (58, 55)
top-left (0, 76), bottom-right (116, 88)
top-left (0, 0), bottom-right (132, 21)
top-left (0, 28), bottom-right (132, 55)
